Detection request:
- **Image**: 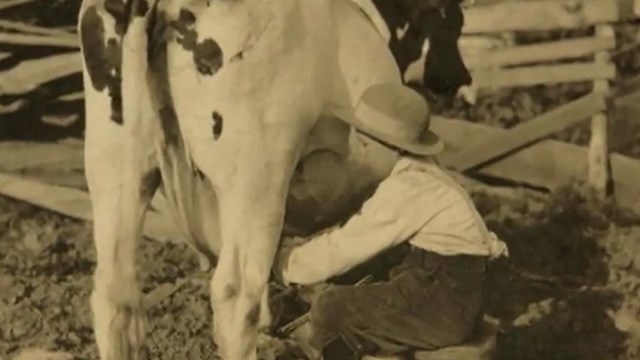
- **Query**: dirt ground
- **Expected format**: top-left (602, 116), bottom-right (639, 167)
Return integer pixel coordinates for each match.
top-left (2, 185), bottom-right (640, 360)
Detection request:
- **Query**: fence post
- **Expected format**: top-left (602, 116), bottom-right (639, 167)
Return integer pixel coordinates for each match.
top-left (588, 24), bottom-right (614, 198)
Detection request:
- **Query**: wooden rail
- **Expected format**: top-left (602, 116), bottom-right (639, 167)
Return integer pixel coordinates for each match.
top-left (425, 0), bottom-right (636, 198)
top-left (462, 0), bottom-right (640, 33)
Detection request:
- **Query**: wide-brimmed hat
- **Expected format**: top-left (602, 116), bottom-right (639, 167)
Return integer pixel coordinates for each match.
top-left (332, 83), bottom-right (444, 156)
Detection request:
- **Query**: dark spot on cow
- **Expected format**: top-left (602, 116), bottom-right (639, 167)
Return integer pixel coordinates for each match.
top-left (179, 8), bottom-right (197, 25)
top-left (170, 13), bottom-right (224, 76)
top-left (223, 284), bottom-right (238, 299)
top-left (79, 6), bottom-right (124, 124)
top-left (80, 7), bottom-right (109, 91)
top-left (102, 0), bottom-right (149, 35)
top-left (104, 0), bottom-right (125, 16)
top-left (134, 0), bottom-right (149, 17)
top-left (104, 0), bottom-right (126, 35)
top-left (140, 168), bottom-right (161, 198)
top-left (124, 0), bottom-right (149, 20)
top-left (246, 304), bottom-right (261, 327)
top-left (211, 111), bottom-right (223, 139)
top-left (194, 39), bottom-right (223, 75)
top-left (105, 39), bottom-right (123, 124)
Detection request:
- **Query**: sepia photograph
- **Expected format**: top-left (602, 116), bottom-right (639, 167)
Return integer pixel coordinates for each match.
top-left (1, 0), bottom-right (640, 359)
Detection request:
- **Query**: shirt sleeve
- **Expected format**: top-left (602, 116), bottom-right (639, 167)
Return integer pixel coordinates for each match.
top-left (282, 172), bottom-right (436, 285)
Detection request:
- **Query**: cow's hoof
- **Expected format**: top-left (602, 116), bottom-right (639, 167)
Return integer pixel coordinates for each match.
top-left (413, 318), bottom-right (499, 360)
top-left (107, 305), bottom-right (147, 360)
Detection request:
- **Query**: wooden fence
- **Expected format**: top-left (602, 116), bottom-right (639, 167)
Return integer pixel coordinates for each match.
top-left (405, 0), bottom-right (640, 206)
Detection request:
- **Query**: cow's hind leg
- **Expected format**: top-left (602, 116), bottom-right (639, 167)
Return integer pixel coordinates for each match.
top-left (89, 169), bottom-right (159, 360)
top-left (80, 4), bottom-right (160, 358)
top-left (85, 114), bottom-right (159, 360)
top-left (89, 161), bottom-right (159, 360)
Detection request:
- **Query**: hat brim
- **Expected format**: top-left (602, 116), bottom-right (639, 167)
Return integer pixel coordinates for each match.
top-left (333, 107), bottom-right (445, 156)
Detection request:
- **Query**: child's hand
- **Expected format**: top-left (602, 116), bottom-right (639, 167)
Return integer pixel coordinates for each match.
top-left (272, 237), bottom-right (307, 285)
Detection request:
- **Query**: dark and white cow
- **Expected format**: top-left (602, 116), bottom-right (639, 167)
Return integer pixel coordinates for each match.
top-left (77, 0), bottom-right (471, 359)
top-left (371, 0), bottom-right (473, 96)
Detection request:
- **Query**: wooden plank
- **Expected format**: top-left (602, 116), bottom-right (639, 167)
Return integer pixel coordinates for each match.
top-left (472, 62), bottom-right (616, 89)
top-left (0, 32), bottom-right (79, 48)
top-left (431, 117), bottom-right (640, 212)
top-left (0, 0), bottom-right (37, 11)
top-left (0, 168), bottom-right (549, 249)
top-left (10, 170), bottom-right (88, 191)
top-left (0, 99), bottom-right (26, 114)
top-left (0, 52), bottom-right (10, 61)
top-left (0, 20), bottom-right (78, 39)
top-left (433, 92), bottom-right (639, 154)
top-left (404, 36), bottom-right (614, 84)
top-left (0, 52), bottom-right (82, 95)
top-left (462, 0), bottom-right (638, 33)
top-left (57, 91), bottom-right (84, 102)
top-left (587, 25), bottom-right (614, 197)
top-left (42, 114), bottom-right (81, 127)
top-left (439, 92), bottom-right (607, 171)
top-left (0, 140), bottom-right (84, 172)
top-left (0, 172), bottom-right (182, 242)
top-left (465, 36), bottom-right (615, 69)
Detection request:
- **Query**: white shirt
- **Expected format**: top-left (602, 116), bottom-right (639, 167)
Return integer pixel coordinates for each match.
top-left (282, 157), bottom-right (508, 286)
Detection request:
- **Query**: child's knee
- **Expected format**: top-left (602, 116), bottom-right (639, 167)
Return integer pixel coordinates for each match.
top-left (309, 287), bottom-right (353, 340)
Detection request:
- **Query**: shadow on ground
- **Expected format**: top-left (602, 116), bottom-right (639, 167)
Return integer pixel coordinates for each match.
top-left (473, 184), bottom-right (640, 360)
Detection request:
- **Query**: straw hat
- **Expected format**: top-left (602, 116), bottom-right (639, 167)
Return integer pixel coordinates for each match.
top-left (333, 83), bottom-right (444, 156)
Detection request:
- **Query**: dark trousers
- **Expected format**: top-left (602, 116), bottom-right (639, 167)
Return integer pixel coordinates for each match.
top-left (308, 246), bottom-right (487, 357)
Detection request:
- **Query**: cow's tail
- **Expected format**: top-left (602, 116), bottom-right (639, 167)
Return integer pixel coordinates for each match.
top-left (119, 1), bottom-right (216, 270)
top-left (156, 141), bottom-right (219, 272)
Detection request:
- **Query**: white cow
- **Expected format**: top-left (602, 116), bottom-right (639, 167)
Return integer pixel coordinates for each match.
top-left (77, 0), bottom-right (470, 359)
